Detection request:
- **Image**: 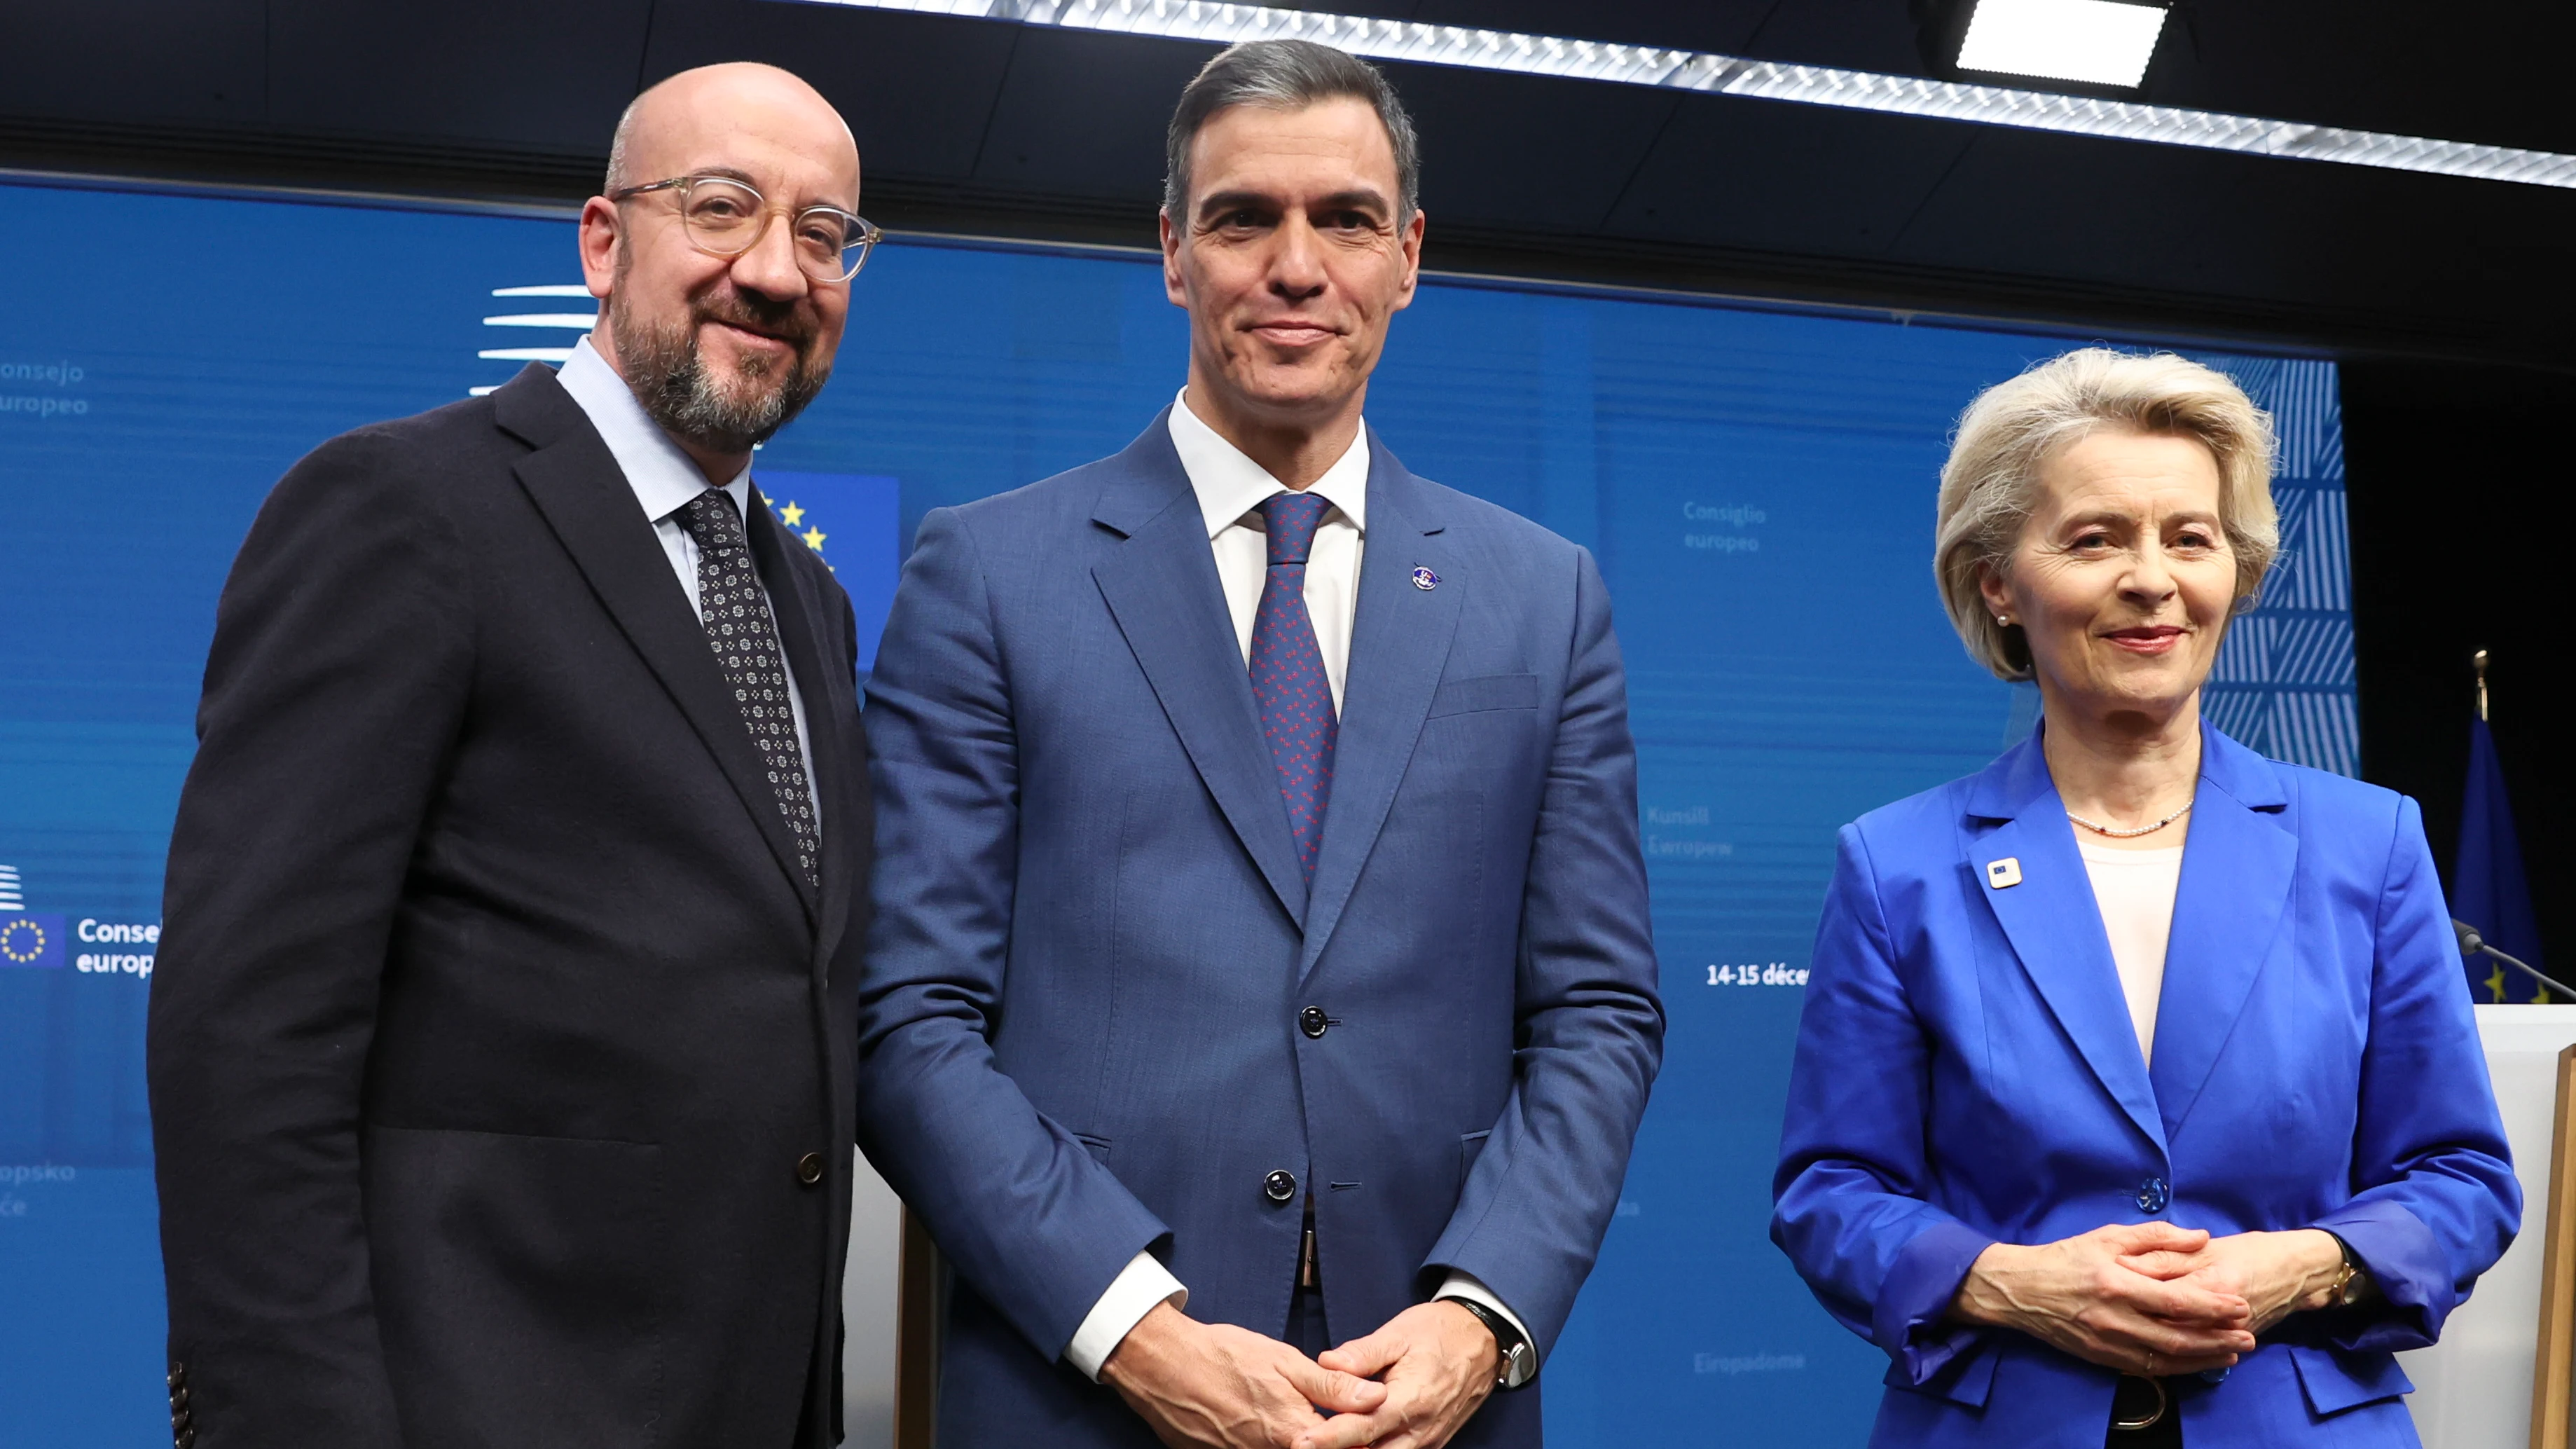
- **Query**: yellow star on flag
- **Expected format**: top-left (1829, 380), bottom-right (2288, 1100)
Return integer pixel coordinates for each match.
top-left (2486, 964), bottom-right (2507, 1002)
top-left (779, 501), bottom-right (806, 527)
top-left (802, 526), bottom-right (827, 551)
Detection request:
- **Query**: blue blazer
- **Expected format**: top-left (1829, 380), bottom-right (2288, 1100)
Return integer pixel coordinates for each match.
top-left (857, 413), bottom-right (1664, 1447)
top-left (1773, 727), bottom-right (2518, 1448)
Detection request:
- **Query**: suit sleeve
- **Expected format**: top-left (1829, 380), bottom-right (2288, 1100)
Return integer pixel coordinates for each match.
top-left (1420, 544), bottom-right (1667, 1361)
top-left (2309, 795), bottom-right (2521, 1352)
top-left (1771, 824), bottom-right (1997, 1400)
top-left (855, 507), bottom-right (1170, 1361)
top-left (147, 430), bottom-right (474, 1448)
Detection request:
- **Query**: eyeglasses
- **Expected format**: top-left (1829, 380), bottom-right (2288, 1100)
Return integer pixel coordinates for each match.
top-left (609, 174), bottom-right (882, 284)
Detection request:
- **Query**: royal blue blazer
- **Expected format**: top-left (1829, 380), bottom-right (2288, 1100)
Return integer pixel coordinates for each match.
top-left (857, 413), bottom-right (1664, 1447)
top-left (1772, 726), bottom-right (2518, 1447)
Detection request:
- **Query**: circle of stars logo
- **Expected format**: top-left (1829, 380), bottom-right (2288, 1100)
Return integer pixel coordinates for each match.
top-left (0, 917), bottom-right (48, 963)
top-left (775, 500), bottom-right (827, 558)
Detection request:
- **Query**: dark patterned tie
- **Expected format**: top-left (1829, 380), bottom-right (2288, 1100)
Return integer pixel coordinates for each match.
top-left (1250, 492), bottom-right (1338, 884)
top-left (677, 489), bottom-right (820, 891)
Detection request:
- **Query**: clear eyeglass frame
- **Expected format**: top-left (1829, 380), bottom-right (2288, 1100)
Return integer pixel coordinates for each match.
top-left (609, 174), bottom-right (882, 283)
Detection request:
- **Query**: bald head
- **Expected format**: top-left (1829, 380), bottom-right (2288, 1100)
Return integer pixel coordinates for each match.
top-left (605, 62), bottom-right (858, 205)
top-left (579, 61), bottom-right (863, 481)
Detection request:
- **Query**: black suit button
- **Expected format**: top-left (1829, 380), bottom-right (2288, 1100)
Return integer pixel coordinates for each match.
top-left (173, 1406), bottom-right (193, 1432)
top-left (168, 1364), bottom-right (186, 1391)
top-left (797, 1152), bottom-right (825, 1186)
top-left (171, 1385), bottom-right (188, 1408)
top-left (1299, 1006), bottom-right (1330, 1039)
top-left (1263, 1169), bottom-right (1297, 1204)
top-left (178, 1431), bottom-right (195, 1449)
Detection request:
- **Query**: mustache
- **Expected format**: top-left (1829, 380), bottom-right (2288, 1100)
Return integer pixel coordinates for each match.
top-left (694, 288), bottom-right (817, 349)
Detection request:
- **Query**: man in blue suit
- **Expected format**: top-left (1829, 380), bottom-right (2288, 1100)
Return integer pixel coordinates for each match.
top-left (857, 39), bottom-right (1663, 1449)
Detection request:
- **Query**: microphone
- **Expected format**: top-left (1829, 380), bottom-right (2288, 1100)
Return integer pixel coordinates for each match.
top-left (2453, 918), bottom-right (2576, 1001)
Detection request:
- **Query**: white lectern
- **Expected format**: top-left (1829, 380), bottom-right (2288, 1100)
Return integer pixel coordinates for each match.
top-left (2401, 1005), bottom-right (2576, 1448)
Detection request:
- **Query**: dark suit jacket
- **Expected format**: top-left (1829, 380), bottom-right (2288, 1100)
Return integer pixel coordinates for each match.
top-left (149, 364), bottom-right (873, 1449)
top-left (857, 415), bottom-right (1665, 1448)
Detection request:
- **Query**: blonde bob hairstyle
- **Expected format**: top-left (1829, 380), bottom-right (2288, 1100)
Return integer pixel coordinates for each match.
top-left (1934, 348), bottom-right (2279, 681)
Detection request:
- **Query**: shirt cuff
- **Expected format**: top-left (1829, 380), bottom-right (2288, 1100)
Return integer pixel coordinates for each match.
top-left (1063, 1251), bottom-right (1188, 1382)
top-left (1436, 1270), bottom-right (1536, 1387)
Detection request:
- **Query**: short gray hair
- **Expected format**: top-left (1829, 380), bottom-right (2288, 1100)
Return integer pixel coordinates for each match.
top-left (605, 92), bottom-right (642, 193)
top-left (1163, 39), bottom-right (1421, 222)
top-left (1934, 348), bottom-right (2280, 680)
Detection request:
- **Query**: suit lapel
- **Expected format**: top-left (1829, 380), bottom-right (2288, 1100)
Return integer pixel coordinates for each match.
top-left (1298, 439), bottom-right (1459, 980)
top-left (1089, 419), bottom-right (1310, 924)
top-left (1968, 739), bottom-right (2167, 1154)
top-left (2149, 728), bottom-right (2295, 1141)
top-left (495, 366), bottom-right (818, 923)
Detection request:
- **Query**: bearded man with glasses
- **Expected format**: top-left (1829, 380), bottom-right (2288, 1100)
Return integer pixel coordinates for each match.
top-left (149, 62), bottom-right (876, 1449)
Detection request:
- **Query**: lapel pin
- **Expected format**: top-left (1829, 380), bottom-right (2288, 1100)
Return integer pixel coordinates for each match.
top-left (1985, 857), bottom-right (2023, 889)
top-left (1410, 565), bottom-right (1440, 591)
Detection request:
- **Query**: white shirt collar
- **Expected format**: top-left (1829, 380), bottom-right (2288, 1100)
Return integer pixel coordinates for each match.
top-left (1166, 387), bottom-right (1370, 541)
top-left (556, 335), bottom-right (752, 523)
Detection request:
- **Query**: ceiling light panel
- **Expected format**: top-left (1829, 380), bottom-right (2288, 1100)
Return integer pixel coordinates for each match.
top-left (1954, 0), bottom-right (2168, 88)
top-left (788, 0), bottom-right (2576, 191)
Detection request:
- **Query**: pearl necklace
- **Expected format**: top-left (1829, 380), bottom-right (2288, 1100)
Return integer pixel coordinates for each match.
top-left (2066, 802), bottom-right (2193, 838)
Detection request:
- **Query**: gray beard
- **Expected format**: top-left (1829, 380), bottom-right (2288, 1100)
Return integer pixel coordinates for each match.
top-left (607, 296), bottom-right (828, 455)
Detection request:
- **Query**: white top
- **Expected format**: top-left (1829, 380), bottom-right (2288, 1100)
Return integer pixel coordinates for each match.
top-left (1059, 394), bottom-right (1531, 1385)
top-left (2076, 839), bottom-right (2184, 1065)
top-left (555, 337), bottom-right (818, 835)
top-left (1166, 387), bottom-right (1369, 711)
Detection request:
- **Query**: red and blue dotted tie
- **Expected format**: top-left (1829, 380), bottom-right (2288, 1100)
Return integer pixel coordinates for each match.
top-left (1251, 492), bottom-right (1337, 884)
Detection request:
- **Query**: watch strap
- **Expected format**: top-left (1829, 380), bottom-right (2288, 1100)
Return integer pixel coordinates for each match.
top-left (1440, 1294), bottom-right (1534, 1390)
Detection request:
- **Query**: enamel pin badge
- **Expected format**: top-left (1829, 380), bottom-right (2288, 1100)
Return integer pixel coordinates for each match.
top-left (1410, 566), bottom-right (1440, 591)
top-left (1986, 857), bottom-right (2023, 889)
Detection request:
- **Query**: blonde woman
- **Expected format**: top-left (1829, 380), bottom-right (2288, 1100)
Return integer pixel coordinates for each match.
top-left (1771, 349), bottom-right (2517, 1447)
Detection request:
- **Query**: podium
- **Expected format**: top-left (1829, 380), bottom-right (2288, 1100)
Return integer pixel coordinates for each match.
top-left (2400, 1005), bottom-right (2576, 1448)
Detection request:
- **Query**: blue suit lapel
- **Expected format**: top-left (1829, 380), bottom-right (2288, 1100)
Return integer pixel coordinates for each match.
top-left (2149, 727), bottom-right (2296, 1142)
top-left (1968, 739), bottom-right (2166, 1155)
top-left (1089, 416), bottom-right (1310, 924)
top-left (1298, 437), bottom-right (1461, 980)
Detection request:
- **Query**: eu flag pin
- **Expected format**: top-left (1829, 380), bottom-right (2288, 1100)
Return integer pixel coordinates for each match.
top-left (1410, 565), bottom-right (1440, 591)
top-left (1986, 857), bottom-right (2023, 889)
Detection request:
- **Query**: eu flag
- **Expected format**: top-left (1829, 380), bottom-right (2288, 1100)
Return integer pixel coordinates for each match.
top-left (2455, 716), bottom-right (2547, 1002)
top-left (752, 470), bottom-right (901, 672)
top-left (0, 913), bottom-right (67, 969)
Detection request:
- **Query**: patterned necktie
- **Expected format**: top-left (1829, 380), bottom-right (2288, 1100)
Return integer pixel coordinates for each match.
top-left (1250, 491), bottom-right (1338, 884)
top-left (677, 489), bottom-right (820, 892)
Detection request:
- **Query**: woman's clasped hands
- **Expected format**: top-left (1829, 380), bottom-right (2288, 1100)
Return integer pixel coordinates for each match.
top-left (1950, 1223), bottom-right (2350, 1378)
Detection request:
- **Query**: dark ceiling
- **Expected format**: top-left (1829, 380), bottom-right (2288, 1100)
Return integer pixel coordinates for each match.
top-left (4, 0), bottom-right (2572, 367)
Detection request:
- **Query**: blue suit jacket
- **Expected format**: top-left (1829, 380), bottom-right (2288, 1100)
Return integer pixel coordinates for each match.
top-left (1773, 726), bottom-right (2518, 1448)
top-left (857, 413), bottom-right (1664, 1446)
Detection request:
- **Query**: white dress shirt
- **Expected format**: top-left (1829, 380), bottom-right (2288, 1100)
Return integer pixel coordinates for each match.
top-left (2076, 839), bottom-right (2182, 1064)
top-left (1167, 387), bottom-right (1368, 710)
top-left (555, 336), bottom-right (819, 835)
top-left (1061, 390), bottom-right (1531, 1384)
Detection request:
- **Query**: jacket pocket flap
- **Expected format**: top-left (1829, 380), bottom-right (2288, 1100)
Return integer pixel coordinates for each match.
top-left (1428, 673), bottom-right (1540, 717)
top-left (2288, 1342), bottom-right (2412, 1416)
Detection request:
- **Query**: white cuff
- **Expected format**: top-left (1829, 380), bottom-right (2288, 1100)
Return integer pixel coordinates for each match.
top-left (1064, 1252), bottom-right (1188, 1382)
top-left (1436, 1271), bottom-right (1536, 1387)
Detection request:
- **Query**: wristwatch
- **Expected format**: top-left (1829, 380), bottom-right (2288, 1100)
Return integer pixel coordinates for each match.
top-left (1440, 1296), bottom-right (1535, 1390)
top-left (2324, 1232), bottom-right (2374, 1308)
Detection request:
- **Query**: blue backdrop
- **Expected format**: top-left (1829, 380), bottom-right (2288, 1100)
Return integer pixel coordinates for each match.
top-left (0, 175), bottom-right (2353, 1445)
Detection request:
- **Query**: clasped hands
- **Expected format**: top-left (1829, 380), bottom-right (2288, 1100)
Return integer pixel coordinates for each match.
top-left (1950, 1223), bottom-right (2351, 1377)
top-left (1101, 1299), bottom-right (1499, 1449)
